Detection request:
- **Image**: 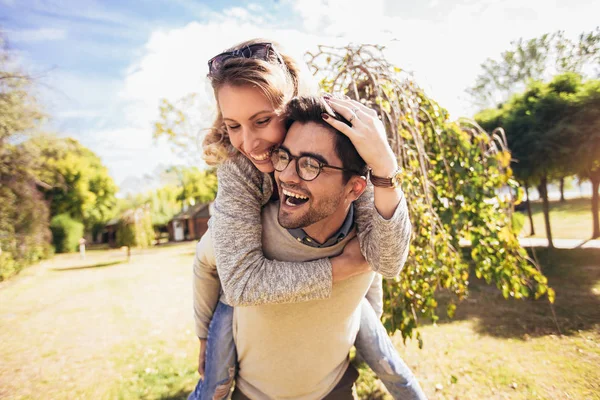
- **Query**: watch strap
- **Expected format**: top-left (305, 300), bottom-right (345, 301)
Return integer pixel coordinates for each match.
top-left (370, 168), bottom-right (402, 188)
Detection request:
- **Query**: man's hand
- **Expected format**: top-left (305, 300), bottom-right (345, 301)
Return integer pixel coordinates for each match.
top-left (197, 338), bottom-right (207, 376)
top-left (331, 237), bottom-right (371, 283)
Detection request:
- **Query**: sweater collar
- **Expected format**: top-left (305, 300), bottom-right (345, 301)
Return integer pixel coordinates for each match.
top-left (287, 204), bottom-right (355, 248)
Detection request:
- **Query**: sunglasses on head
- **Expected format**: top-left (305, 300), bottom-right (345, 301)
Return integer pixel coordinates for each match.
top-left (207, 42), bottom-right (284, 76)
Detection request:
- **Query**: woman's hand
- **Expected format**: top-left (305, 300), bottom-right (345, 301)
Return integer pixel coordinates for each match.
top-left (322, 96), bottom-right (398, 178)
top-left (331, 237), bottom-right (371, 283)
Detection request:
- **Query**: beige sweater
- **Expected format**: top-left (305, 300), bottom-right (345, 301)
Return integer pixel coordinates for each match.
top-left (194, 202), bottom-right (378, 399)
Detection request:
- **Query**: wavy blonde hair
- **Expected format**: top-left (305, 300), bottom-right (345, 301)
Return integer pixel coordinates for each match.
top-left (203, 39), bottom-right (305, 166)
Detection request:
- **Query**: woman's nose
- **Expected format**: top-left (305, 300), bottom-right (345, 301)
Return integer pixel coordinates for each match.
top-left (242, 127), bottom-right (260, 154)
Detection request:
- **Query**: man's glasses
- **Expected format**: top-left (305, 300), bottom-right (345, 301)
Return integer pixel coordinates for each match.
top-left (208, 42), bottom-right (284, 76)
top-left (271, 147), bottom-right (358, 182)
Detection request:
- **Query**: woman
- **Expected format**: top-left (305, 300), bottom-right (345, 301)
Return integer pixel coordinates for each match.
top-left (191, 39), bottom-right (426, 400)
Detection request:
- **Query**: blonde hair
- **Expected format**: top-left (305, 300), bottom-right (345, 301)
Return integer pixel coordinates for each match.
top-left (203, 39), bottom-right (304, 166)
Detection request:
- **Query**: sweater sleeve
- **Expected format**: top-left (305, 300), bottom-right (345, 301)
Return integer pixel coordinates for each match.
top-left (364, 273), bottom-right (384, 319)
top-left (193, 228), bottom-right (221, 339)
top-left (211, 156), bottom-right (332, 307)
top-left (354, 184), bottom-right (412, 279)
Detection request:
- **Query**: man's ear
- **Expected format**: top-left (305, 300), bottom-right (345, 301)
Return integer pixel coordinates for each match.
top-left (346, 175), bottom-right (367, 202)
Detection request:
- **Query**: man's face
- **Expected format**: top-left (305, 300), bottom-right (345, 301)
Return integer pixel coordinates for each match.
top-left (275, 121), bottom-right (350, 230)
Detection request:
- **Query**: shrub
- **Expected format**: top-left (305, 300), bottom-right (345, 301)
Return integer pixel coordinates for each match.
top-left (0, 251), bottom-right (18, 281)
top-left (50, 214), bottom-right (84, 253)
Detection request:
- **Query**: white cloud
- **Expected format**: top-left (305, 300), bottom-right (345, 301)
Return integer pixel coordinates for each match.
top-left (46, 0), bottom-right (600, 191)
top-left (6, 28), bottom-right (67, 42)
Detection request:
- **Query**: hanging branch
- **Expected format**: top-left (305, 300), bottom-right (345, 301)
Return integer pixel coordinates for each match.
top-left (306, 44), bottom-right (555, 342)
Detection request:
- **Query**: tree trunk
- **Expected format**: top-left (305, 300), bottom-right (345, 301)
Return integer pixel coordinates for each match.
top-left (559, 177), bottom-right (566, 202)
top-left (127, 246), bottom-right (131, 262)
top-left (524, 185), bottom-right (535, 236)
top-left (538, 175), bottom-right (554, 248)
top-left (592, 175), bottom-right (600, 239)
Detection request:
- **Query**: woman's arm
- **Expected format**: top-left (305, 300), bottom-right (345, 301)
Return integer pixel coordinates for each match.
top-left (353, 183), bottom-right (412, 278)
top-left (323, 96), bottom-right (412, 279)
top-left (211, 155), bottom-right (334, 307)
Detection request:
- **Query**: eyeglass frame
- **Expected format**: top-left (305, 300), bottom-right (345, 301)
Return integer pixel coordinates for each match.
top-left (207, 42), bottom-right (285, 76)
top-left (271, 147), bottom-right (360, 182)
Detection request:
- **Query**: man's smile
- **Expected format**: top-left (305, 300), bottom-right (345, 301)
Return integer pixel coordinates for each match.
top-left (281, 188), bottom-right (310, 208)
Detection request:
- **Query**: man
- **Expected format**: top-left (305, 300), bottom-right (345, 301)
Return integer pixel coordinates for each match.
top-left (193, 96), bottom-right (425, 399)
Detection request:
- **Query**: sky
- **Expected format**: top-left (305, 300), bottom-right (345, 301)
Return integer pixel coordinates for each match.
top-left (1, 0), bottom-right (599, 195)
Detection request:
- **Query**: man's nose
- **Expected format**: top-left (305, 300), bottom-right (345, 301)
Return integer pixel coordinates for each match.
top-left (278, 159), bottom-right (301, 184)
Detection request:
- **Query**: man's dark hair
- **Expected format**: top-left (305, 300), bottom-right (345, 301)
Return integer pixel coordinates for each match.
top-left (283, 95), bottom-right (368, 183)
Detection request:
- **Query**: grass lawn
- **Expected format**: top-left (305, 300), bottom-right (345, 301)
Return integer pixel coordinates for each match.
top-left (0, 243), bottom-right (599, 399)
top-left (518, 197), bottom-right (595, 240)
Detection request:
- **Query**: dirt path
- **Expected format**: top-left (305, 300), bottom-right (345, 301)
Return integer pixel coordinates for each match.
top-left (0, 243), bottom-right (198, 400)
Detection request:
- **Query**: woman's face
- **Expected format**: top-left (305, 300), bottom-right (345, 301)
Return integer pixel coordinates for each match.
top-left (217, 84), bottom-right (286, 173)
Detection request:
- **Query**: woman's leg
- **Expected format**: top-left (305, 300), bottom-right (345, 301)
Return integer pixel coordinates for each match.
top-left (188, 301), bottom-right (237, 400)
top-left (354, 299), bottom-right (427, 400)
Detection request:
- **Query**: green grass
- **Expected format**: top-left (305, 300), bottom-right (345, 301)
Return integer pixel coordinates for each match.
top-left (1, 243), bottom-right (599, 399)
top-left (518, 197), bottom-right (594, 239)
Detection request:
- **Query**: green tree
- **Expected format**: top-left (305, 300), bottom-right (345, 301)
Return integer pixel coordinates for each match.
top-left (116, 206), bottom-right (154, 261)
top-left (165, 166), bottom-right (217, 212)
top-left (26, 135), bottom-right (118, 231)
top-left (549, 79), bottom-right (600, 237)
top-left (477, 73), bottom-right (594, 245)
top-left (0, 31), bottom-right (51, 280)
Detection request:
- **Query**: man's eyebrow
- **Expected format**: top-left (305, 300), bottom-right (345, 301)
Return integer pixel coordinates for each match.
top-left (222, 110), bottom-right (272, 122)
top-left (279, 144), bottom-right (330, 165)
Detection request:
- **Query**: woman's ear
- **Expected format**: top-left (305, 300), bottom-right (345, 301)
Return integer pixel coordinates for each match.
top-left (346, 175), bottom-right (368, 202)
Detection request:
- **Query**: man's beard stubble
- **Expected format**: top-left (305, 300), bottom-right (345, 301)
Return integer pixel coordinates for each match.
top-left (277, 191), bottom-right (343, 230)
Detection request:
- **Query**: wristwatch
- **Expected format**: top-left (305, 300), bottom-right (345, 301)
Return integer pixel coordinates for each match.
top-left (370, 168), bottom-right (403, 189)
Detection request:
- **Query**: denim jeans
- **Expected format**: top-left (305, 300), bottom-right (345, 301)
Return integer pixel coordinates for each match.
top-left (355, 299), bottom-right (427, 399)
top-left (188, 301), bottom-right (237, 400)
top-left (189, 299), bottom-right (426, 400)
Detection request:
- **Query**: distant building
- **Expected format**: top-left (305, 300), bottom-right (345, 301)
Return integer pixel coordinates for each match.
top-left (101, 218), bottom-right (120, 247)
top-left (168, 202), bottom-right (213, 242)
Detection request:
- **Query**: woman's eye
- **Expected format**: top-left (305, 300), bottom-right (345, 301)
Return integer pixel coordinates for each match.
top-left (227, 125), bottom-right (240, 131)
top-left (256, 118), bottom-right (271, 125)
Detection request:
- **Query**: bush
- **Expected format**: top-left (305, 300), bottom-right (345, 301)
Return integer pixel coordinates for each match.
top-left (0, 251), bottom-right (18, 281)
top-left (50, 214), bottom-right (84, 253)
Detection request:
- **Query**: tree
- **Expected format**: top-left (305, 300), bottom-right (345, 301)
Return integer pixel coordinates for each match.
top-left (0, 31), bottom-right (51, 280)
top-left (469, 28), bottom-right (599, 108)
top-left (117, 166), bottom-right (217, 231)
top-left (116, 206), bottom-right (154, 261)
top-left (153, 94), bottom-right (207, 165)
top-left (550, 79), bottom-right (600, 237)
top-left (477, 73), bottom-right (597, 244)
top-left (164, 166), bottom-right (217, 212)
top-left (25, 135), bottom-right (118, 232)
top-left (306, 44), bottom-right (553, 341)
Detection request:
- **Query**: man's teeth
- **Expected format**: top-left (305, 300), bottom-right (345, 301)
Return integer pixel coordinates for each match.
top-left (251, 150), bottom-right (271, 161)
top-left (283, 189), bottom-right (308, 200)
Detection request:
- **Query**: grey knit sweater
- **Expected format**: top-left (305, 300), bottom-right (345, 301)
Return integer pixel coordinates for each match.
top-left (209, 154), bottom-right (412, 307)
